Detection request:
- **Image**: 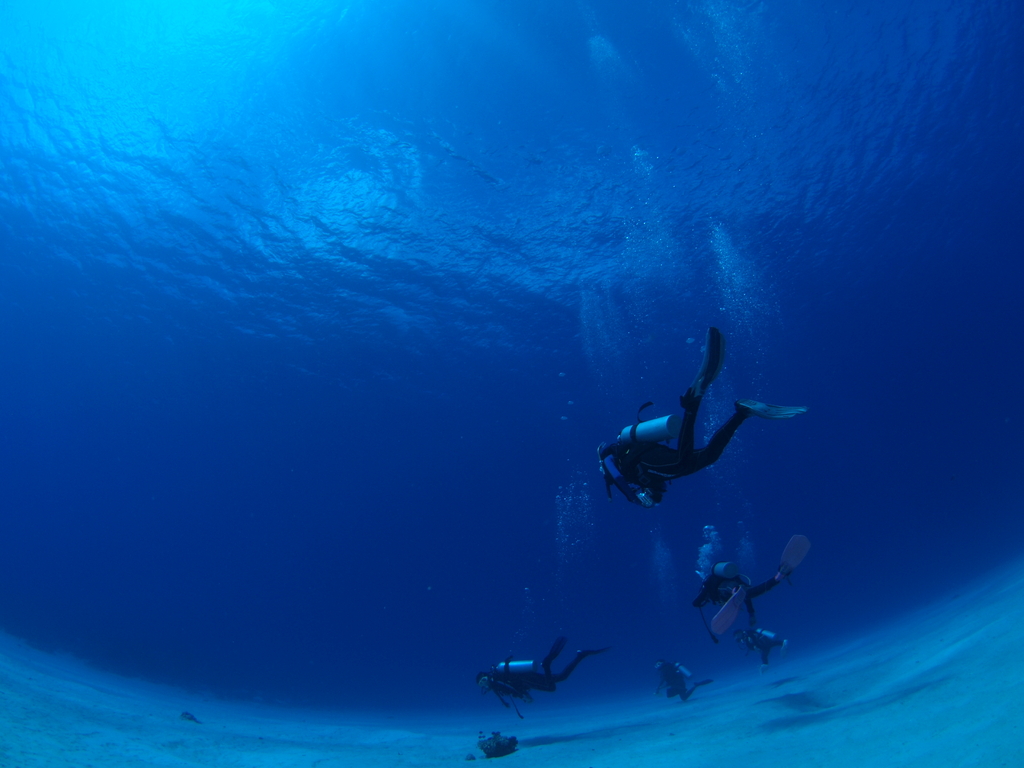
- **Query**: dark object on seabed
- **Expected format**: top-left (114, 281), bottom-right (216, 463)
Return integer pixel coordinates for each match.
top-left (477, 731), bottom-right (518, 758)
top-left (180, 711), bottom-right (201, 724)
top-left (465, 754), bottom-right (477, 760)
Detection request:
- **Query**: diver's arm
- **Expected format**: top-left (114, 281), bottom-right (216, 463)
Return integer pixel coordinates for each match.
top-left (745, 576), bottom-right (782, 600)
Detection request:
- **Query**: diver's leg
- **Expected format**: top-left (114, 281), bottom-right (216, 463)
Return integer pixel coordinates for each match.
top-left (687, 409), bottom-right (748, 472)
top-left (551, 646), bottom-right (611, 683)
top-left (541, 637), bottom-right (567, 676)
top-left (675, 328), bottom-right (724, 456)
top-left (677, 391), bottom-right (700, 455)
top-left (745, 577), bottom-right (782, 601)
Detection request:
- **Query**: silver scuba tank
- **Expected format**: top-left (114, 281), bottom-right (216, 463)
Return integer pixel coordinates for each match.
top-left (617, 414), bottom-right (682, 445)
top-left (712, 562), bottom-right (740, 579)
top-left (500, 660), bottom-right (540, 674)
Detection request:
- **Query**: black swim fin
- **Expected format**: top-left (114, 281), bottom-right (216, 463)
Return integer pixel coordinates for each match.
top-left (688, 327), bottom-right (725, 398)
top-left (736, 400), bottom-right (808, 420)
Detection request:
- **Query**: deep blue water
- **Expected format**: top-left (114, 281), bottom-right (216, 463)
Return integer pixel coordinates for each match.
top-left (1, 0), bottom-right (1022, 713)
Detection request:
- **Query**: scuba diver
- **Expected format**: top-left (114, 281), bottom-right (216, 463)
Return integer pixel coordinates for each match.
top-left (476, 637), bottom-right (610, 718)
top-left (654, 660), bottom-right (713, 702)
top-left (735, 628), bottom-right (788, 672)
top-left (598, 327), bottom-right (807, 508)
top-left (692, 561), bottom-right (782, 629)
top-left (692, 535), bottom-right (811, 641)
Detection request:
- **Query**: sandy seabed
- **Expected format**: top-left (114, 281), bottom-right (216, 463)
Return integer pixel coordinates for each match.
top-left (1, 563), bottom-right (1022, 768)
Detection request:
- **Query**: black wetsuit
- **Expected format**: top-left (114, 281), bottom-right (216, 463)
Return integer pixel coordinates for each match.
top-left (692, 569), bottom-right (782, 625)
top-left (480, 637), bottom-right (609, 714)
top-left (601, 393), bottom-right (748, 506)
top-left (655, 661), bottom-right (713, 701)
top-left (735, 628), bottom-right (785, 665)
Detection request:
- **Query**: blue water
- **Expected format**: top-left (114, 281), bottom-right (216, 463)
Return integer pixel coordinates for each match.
top-left (1, 0), bottom-right (1021, 714)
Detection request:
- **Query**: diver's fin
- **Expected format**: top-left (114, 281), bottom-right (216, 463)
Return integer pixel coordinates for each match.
top-left (777, 535), bottom-right (811, 578)
top-left (736, 400), bottom-right (808, 419)
top-left (710, 587), bottom-right (746, 635)
top-left (688, 327), bottom-right (725, 398)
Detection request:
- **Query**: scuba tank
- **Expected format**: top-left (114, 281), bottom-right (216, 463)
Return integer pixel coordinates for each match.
top-left (711, 562), bottom-right (751, 584)
top-left (617, 414), bottom-right (682, 445)
top-left (499, 660), bottom-right (540, 675)
top-left (712, 562), bottom-right (740, 579)
top-left (602, 402), bottom-right (678, 508)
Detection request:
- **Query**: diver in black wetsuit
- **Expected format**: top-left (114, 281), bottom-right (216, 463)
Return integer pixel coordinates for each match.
top-left (692, 535), bottom-right (811, 641)
top-left (654, 660), bottom-right (713, 702)
top-left (476, 637), bottom-right (610, 717)
top-left (691, 561), bottom-right (787, 628)
top-left (735, 628), bottom-right (788, 672)
top-left (598, 327), bottom-right (807, 508)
